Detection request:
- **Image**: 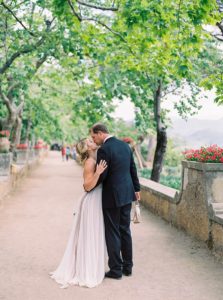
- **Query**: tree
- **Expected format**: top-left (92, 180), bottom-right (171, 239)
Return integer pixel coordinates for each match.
top-left (0, 0), bottom-right (56, 147)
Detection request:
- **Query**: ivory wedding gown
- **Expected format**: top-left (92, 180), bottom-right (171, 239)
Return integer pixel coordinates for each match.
top-left (50, 184), bottom-right (106, 288)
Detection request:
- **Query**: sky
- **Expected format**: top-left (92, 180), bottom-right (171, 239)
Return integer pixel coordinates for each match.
top-left (114, 90), bottom-right (223, 121)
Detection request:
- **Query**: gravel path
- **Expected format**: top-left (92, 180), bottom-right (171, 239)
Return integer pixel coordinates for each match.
top-left (0, 151), bottom-right (223, 300)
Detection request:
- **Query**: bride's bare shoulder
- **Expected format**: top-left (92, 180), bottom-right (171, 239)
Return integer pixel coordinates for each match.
top-left (83, 158), bottom-right (96, 171)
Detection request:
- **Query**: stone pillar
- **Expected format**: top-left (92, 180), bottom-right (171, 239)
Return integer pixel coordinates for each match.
top-left (176, 161), bottom-right (223, 243)
top-left (14, 150), bottom-right (29, 165)
top-left (0, 153), bottom-right (12, 176)
top-left (28, 149), bottom-right (35, 161)
top-left (34, 148), bottom-right (42, 157)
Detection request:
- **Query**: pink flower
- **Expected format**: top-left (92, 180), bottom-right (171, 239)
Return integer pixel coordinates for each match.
top-left (122, 137), bottom-right (134, 144)
top-left (16, 144), bottom-right (28, 150)
top-left (0, 130), bottom-right (10, 137)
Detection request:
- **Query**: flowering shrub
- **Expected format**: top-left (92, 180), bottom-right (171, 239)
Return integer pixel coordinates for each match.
top-left (0, 130), bottom-right (10, 138)
top-left (122, 137), bottom-right (134, 144)
top-left (34, 140), bottom-right (44, 149)
top-left (16, 143), bottom-right (28, 150)
top-left (183, 145), bottom-right (223, 163)
top-left (34, 144), bottom-right (43, 149)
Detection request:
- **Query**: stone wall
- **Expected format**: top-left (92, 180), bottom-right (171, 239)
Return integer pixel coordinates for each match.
top-left (0, 150), bottom-right (48, 205)
top-left (140, 160), bottom-right (223, 258)
top-left (0, 153), bottom-right (12, 176)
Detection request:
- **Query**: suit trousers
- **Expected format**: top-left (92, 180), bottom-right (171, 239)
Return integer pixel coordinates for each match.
top-left (103, 203), bottom-right (133, 276)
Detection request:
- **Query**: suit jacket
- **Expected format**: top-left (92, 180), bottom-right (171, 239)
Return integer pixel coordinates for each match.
top-left (96, 137), bottom-right (140, 209)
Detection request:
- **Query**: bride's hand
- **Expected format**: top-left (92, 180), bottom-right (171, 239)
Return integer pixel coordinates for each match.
top-left (96, 160), bottom-right (107, 175)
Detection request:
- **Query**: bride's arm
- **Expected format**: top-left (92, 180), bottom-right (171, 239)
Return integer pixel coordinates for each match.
top-left (83, 159), bottom-right (107, 192)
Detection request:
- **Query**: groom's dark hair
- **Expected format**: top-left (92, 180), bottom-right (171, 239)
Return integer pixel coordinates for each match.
top-left (91, 123), bottom-right (109, 134)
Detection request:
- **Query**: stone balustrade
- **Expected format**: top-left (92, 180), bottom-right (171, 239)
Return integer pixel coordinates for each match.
top-left (14, 150), bottom-right (29, 164)
top-left (0, 148), bottom-right (48, 204)
top-left (0, 153), bottom-right (12, 176)
top-left (140, 160), bottom-right (223, 258)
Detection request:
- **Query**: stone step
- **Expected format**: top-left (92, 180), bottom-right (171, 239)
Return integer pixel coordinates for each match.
top-left (213, 207), bottom-right (223, 212)
top-left (215, 211), bottom-right (223, 216)
top-left (215, 214), bottom-right (223, 220)
top-left (215, 212), bottom-right (223, 219)
top-left (212, 203), bottom-right (223, 211)
top-left (212, 203), bottom-right (223, 216)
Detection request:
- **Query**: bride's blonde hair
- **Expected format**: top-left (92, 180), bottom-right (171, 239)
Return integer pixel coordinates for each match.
top-left (76, 138), bottom-right (89, 163)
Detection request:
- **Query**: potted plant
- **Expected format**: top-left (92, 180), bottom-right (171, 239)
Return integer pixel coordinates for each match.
top-left (14, 142), bottom-right (29, 164)
top-left (16, 143), bottom-right (28, 150)
top-left (0, 130), bottom-right (11, 175)
top-left (183, 145), bottom-right (223, 163)
top-left (33, 144), bottom-right (43, 150)
top-left (33, 140), bottom-right (44, 157)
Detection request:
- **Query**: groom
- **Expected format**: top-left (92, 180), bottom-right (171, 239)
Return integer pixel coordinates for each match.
top-left (90, 123), bottom-right (140, 279)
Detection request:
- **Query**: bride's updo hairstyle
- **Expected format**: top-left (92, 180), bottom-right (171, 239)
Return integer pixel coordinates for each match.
top-left (76, 138), bottom-right (89, 163)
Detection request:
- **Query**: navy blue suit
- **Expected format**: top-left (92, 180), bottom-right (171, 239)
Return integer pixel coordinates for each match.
top-left (96, 137), bottom-right (140, 276)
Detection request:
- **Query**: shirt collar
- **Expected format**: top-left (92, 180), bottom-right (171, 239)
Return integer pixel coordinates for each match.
top-left (103, 135), bottom-right (113, 144)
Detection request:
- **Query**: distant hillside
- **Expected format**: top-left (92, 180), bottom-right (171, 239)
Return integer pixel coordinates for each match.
top-left (167, 118), bottom-right (223, 148)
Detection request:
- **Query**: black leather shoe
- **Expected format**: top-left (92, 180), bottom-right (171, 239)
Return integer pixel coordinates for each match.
top-left (105, 271), bottom-right (122, 280)
top-left (122, 269), bottom-right (132, 276)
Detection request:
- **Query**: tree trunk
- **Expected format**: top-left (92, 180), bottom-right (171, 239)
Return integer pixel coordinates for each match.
top-left (15, 116), bottom-right (23, 145)
top-left (0, 83), bottom-right (21, 131)
top-left (151, 128), bottom-right (167, 182)
top-left (147, 135), bottom-right (156, 162)
top-left (151, 80), bottom-right (167, 182)
top-left (135, 144), bottom-right (147, 168)
top-left (25, 118), bottom-right (32, 144)
top-left (10, 115), bottom-right (23, 151)
top-left (132, 145), bottom-right (144, 169)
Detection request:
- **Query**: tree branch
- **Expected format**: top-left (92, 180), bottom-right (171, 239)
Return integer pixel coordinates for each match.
top-left (0, 38), bottom-right (43, 74)
top-left (36, 53), bottom-right (48, 71)
top-left (82, 17), bottom-right (135, 54)
top-left (212, 34), bottom-right (223, 41)
top-left (7, 82), bottom-right (20, 99)
top-left (67, 0), bottom-right (82, 21)
top-left (216, 21), bottom-right (223, 37)
top-left (163, 85), bottom-right (180, 97)
top-left (67, 1), bottom-right (134, 55)
top-left (0, 85), bottom-right (13, 113)
top-left (83, 17), bottom-right (123, 37)
top-left (1, 1), bottom-right (36, 37)
top-left (16, 99), bottom-right (24, 114)
top-left (76, 0), bottom-right (118, 11)
top-left (0, 19), bottom-right (54, 74)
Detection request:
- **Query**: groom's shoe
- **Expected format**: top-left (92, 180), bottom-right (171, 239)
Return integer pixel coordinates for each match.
top-left (122, 269), bottom-right (132, 276)
top-left (105, 271), bottom-right (122, 280)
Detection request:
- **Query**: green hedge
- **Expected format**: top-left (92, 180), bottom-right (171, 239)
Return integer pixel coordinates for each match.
top-left (140, 168), bottom-right (181, 190)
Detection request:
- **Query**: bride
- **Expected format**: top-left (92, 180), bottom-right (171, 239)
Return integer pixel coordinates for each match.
top-left (50, 138), bottom-right (107, 288)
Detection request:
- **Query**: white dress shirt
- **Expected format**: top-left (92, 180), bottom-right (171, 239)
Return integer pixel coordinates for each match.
top-left (103, 135), bottom-right (113, 144)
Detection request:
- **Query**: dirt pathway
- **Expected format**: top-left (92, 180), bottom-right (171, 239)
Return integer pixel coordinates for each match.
top-left (0, 152), bottom-right (223, 300)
